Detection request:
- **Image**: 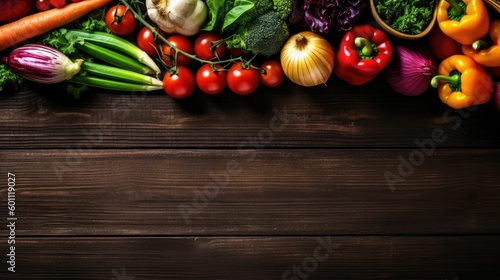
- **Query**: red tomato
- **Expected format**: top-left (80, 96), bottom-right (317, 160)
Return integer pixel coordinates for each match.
top-left (136, 26), bottom-right (165, 57)
top-left (163, 66), bottom-right (195, 99)
top-left (105, 4), bottom-right (137, 36)
top-left (194, 32), bottom-right (226, 61)
top-left (0, 0), bottom-right (33, 22)
top-left (260, 60), bottom-right (285, 87)
top-left (36, 0), bottom-right (53, 11)
top-left (227, 62), bottom-right (260, 95)
top-left (162, 35), bottom-right (194, 67)
top-left (49, 0), bottom-right (66, 9)
top-left (196, 64), bottom-right (227, 95)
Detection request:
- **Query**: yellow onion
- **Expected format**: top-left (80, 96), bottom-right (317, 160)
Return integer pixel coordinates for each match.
top-left (280, 31), bottom-right (334, 87)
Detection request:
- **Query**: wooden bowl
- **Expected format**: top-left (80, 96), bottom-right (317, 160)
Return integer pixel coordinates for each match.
top-left (485, 0), bottom-right (500, 14)
top-left (370, 0), bottom-right (439, 40)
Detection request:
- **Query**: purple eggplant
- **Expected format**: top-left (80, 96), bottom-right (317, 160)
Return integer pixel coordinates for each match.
top-left (4, 44), bottom-right (82, 84)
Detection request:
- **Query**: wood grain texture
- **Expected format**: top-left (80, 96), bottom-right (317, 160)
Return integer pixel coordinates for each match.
top-left (4, 236), bottom-right (499, 279)
top-left (1, 149), bottom-right (499, 236)
top-left (1, 76), bottom-right (499, 149)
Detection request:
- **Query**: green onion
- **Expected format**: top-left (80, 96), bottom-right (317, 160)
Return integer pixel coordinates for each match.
top-left (68, 76), bottom-right (164, 92)
top-left (66, 30), bottom-right (161, 74)
top-left (81, 61), bottom-right (163, 86)
top-left (75, 42), bottom-right (154, 75)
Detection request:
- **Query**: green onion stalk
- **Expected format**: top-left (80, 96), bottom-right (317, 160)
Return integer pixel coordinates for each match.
top-left (65, 30), bottom-right (161, 74)
top-left (58, 30), bottom-right (165, 92)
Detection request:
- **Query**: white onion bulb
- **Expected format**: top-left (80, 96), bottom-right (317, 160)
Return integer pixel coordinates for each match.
top-left (280, 31), bottom-right (334, 87)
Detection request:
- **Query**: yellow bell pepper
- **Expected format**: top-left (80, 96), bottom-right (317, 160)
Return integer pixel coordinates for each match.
top-left (462, 20), bottom-right (500, 67)
top-left (437, 0), bottom-right (489, 45)
top-left (430, 55), bottom-right (493, 109)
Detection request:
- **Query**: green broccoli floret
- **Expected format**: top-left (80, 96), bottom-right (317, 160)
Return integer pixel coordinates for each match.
top-left (226, 10), bottom-right (290, 57)
top-left (273, 0), bottom-right (293, 20)
top-left (224, 0), bottom-right (274, 31)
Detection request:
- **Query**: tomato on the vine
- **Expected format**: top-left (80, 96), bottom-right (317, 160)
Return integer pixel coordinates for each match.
top-left (163, 66), bottom-right (195, 99)
top-left (227, 62), bottom-right (260, 95)
top-left (161, 35), bottom-right (194, 67)
top-left (49, 0), bottom-right (66, 8)
top-left (194, 32), bottom-right (226, 61)
top-left (136, 26), bottom-right (165, 57)
top-left (260, 60), bottom-right (285, 88)
top-left (36, 0), bottom-right (53, 11)
top-left (105, 4), bottom-right (137, 36)
top-left (196, 64), bottom-right (227, 95)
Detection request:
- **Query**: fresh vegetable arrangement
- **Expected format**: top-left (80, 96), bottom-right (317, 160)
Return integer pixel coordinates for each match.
top-left (1, 0), bottom-right (500, 113)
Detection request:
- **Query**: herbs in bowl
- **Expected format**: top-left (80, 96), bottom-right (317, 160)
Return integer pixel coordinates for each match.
top-left (372, 0), bottom-right (437, 38)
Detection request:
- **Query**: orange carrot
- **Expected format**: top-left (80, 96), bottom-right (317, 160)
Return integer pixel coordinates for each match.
top-left (0, 0), bottom-right (112, 52)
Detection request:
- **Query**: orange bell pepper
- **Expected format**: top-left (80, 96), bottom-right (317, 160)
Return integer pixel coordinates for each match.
top-left (430, 55), bottom-right (493, 109)
top-left (462, 20), bottom-right (500, 67)
top-left (437, 0), bottom-right (489, 45)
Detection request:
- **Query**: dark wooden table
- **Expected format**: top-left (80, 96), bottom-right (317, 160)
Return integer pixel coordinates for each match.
top-left (1, 66), bottom-right (500, 279)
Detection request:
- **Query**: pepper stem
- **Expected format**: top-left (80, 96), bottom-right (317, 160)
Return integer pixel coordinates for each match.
top-left (355, 37), bottom-right (373, 57)
top-left (430, 73), bottom-right (461, 89)
top-left (446, 0), bottom-right (464, 18)
top-left (472, 40), bottom-right (491, 51)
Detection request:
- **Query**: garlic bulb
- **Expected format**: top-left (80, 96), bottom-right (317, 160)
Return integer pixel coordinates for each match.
top-left (280, 31), bottom-right (334, 87)
top-left (146, 0), bottom-right (207, 36)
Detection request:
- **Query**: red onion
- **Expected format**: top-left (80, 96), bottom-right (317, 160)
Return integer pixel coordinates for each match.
top-left (5, 44), bottom-right (82, 84)
top-left (385, 44), bottom-right (437, 96)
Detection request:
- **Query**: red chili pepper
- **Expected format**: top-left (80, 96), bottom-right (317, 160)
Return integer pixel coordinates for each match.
top-left (334, 25), bottom-right (393, 86)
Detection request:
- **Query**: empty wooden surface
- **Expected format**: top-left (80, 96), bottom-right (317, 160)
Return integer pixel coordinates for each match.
top-left (1, 73), bottom-right (500, 279)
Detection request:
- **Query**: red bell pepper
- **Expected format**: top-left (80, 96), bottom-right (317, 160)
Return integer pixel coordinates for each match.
top-left (334, 25), bottom-right (393, 86)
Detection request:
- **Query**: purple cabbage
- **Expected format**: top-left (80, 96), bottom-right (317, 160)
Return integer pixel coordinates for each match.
top-left (290, 0), bottom-right (366, 35)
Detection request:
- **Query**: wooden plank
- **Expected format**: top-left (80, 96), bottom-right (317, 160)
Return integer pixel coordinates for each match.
top-left (1, 76), bottom-right (499, 149)
top-left (1, 149), bottom-right (499, 236)
top-left (3, 236), bottom-right (499, 279)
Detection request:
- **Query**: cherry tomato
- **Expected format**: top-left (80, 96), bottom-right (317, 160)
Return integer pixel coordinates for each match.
top-left (163, 66), bottom-right (195, 99)
top-left (161, 35), bottom-right (194, 67)
top-left (260, 60), bottom-right (285, 88)
top-left (196, 64), bottom-right (227, 95)
top-left (194, 32), bottom-right (226, 61)
top-left (227, 62), bottom-right (260, 95)
top-left (36, 0), bottom-right (53, 11)
top-left (105, 4), bottom-right (137, 36)
top-left (136, 26), bottom-right (165, 57)
top-left (49, 0), bottom-right (66, 8)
